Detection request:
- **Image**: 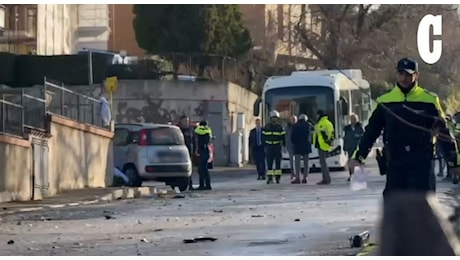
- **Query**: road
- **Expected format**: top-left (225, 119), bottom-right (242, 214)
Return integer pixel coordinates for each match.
top-left (0, 163), bottom-right (457, 256)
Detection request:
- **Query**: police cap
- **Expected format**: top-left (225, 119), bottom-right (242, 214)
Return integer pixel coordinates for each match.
top-left (199, 120), bottom-right (208, 126)
top-left (397, 58), bottom-right (418, 74)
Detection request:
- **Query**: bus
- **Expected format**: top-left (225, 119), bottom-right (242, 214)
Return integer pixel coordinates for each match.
top-left (252, 69), bottom-right (372, 172)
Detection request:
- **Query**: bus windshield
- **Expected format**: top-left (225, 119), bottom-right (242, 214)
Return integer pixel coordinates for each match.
top-left (264, 86), bottom-right (335, 127)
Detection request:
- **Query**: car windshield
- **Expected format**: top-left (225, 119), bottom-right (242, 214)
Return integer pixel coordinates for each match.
top-left (147, 127), bottom-right (185, 146)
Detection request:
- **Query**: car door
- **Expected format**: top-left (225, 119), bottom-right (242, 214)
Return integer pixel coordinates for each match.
top-left (113, 127), bottom-right (131, 169)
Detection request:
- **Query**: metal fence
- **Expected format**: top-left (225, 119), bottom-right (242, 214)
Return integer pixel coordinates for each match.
top-left (0, 87), bottom-right (47, 137)
top-left (0, 77), bottom-right (107, 137)
top-left (44, 77), bottom-right (106, 129)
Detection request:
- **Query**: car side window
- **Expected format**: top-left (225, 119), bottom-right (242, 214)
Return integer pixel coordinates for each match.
top-left (114, 128), bottom-right (130, 146)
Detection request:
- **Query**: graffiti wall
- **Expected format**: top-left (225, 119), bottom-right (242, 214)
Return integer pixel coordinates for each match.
top-left (71, 80), bottom-right (259, 166)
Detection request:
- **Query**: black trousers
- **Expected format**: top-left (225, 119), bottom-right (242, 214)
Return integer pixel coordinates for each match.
top-left (266, 145), bottom-right (282, 177)
top-left (383, 155), bottom-right (435, 199)
top-left (198, 151), bottom-right (211, 188)
top-left (253, 146), bottom-right (266, 177)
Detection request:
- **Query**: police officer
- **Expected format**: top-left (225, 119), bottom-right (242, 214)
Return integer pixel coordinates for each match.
top-left (348, 58), bottom-right (460, 199)
top-left (313, 109), bottom-right (335, 185)
top-left (262, 110), bottom-right (286, 184)
top-left (194, 120), bottom-right (213, 190)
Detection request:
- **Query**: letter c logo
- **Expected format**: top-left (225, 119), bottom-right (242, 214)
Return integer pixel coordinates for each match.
top-left (417, 14), bottom-right (442, 64)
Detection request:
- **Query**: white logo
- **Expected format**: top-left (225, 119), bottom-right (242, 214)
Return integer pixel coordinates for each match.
top-left (417, 14), bottom-right (442, 64)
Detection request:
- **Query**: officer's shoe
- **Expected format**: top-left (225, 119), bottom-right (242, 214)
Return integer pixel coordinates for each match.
top-left (204, 186), bottom-right (212, 190)
top-left (275, 176), bottom-right (280, 184)
top-left (266, 177), bottom-right (273, 184)
top-left (197, 186), bottom-right (207, 190)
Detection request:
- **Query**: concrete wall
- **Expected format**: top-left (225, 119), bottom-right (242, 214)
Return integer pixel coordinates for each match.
top-left (0, 135), bottom-right (33, 202)
top-left (0, 115), bottom-right (113, 202)
top-left (47, 115), bottom-right (113, 196)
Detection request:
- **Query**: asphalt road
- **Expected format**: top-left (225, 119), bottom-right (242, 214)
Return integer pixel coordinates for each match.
top-left (0, 163), bottom-right (458, 256)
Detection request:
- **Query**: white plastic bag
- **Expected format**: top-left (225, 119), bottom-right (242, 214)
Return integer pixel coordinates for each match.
top-left (100, 96), bottom-right (111, 127)
top-left (350, 166), bottom-right (368, 191)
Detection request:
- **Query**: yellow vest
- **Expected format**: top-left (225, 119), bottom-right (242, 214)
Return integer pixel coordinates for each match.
top-left (313, 116), bottom-right (334, 151)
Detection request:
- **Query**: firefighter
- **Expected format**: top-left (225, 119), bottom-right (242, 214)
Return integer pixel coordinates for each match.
top-left (348, 58), bottom-right (460, 200)
top-left (194, 120), bottom-right (213, 190)
top-left (262, 110), bottom-right (286, 184)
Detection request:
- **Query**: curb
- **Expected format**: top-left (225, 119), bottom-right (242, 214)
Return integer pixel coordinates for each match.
top-left (0, 186), bottom-right (169, 216)
top-left (356, 244), bottom-right (378, 256)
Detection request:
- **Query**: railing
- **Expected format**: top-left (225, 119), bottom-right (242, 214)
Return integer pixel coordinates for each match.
top-left (0, 87), bottom-right (47, 137)
top-left (44, 77), bottom-right (106, 129)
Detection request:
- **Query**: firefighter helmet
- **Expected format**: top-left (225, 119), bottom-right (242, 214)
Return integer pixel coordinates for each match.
top-left (269, 110), bottom-right (280, 118)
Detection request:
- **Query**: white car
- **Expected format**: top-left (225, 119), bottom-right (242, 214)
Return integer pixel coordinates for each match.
top-left (113, 123), bottom-right (192, 191)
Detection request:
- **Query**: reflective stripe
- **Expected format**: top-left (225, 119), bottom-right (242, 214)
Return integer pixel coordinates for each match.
top-left (265, 140), bottom-right (281, 144)
top-left (263, 131), bottom-right (285, 136)
top-left (274, 169), bottom-right (282, 176)
top-left (195, 126), bottom-right (212, 136)
top-left (267, 170), bottom-right (275, 176)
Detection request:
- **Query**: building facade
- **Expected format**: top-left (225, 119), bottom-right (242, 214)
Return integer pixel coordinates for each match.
top-left (0, 4), bottom-right (111, 55)
top-left (73, 4), bottom-right (110, 53)
top-left (239, 4), bottom-right (321, 68)
top-left (107, 4), bottom-right (145, 57)
top-left (0, 4), bottom-right (37, 54)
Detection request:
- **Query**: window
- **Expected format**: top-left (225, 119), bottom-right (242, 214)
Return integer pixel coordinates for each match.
top-left (147, 127), bottom-right (184, 146)
top-left (25, 7), bottom-right (37, 37)
top-left (113, 128), bottom-right (130, 146)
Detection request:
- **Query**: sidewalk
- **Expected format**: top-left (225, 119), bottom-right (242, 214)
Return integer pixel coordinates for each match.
top-left (0, 186), bottom-right (169, 216)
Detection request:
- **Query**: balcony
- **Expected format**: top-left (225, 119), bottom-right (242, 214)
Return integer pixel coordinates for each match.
top-left (76, 4), bottom-right (110, 38)
top-left (0, 29), bottom-right (36, 44)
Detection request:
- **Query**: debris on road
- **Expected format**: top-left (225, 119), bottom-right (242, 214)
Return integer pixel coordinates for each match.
top-left (7, 240), bottom-right (14, 245)
top-left (251, 214), bottom-right (264, 218)
top-left (294, 218), bottom-right (300, 222)
top-left (173, 194), bottom-right (186, 199)
top-left (213, 209), bottom-right (223, 213)
top-left (104, 215), bottom-right (116, 220)
top-left (182, 237), bottom-right (218, 244)
top-left (140, 238), bottom-right (149, 243)
top-left (248, 239), bottom-right (288, 246)
top-left (349, 230), bottom-right (370, 248)
top-left (153, 228), bottom-right (163, 232)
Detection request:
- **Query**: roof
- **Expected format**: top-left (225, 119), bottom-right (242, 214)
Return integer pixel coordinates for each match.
top-left (263, 70), bottom-right (370, 93)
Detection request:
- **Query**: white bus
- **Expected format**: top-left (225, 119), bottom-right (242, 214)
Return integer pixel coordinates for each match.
top-left (253, 69), bottom-right (372, 172)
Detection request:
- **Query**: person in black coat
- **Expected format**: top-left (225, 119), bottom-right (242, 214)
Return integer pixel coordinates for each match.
top-left (177, 115), bottom-right (195, 189)
top-left (290, 114), bottom-right (313, 184)
top-left (249, 118), bottom-right (266, 180)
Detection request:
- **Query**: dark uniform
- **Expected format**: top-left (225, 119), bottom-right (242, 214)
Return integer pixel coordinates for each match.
top-left (194, 121), bottom-right (213, 190)
top-left (177, 120), bottom-right (195, 189)
top-left (263, 121), bottom-right (286, 184)
top-left (352, 58), bottom-right (460, 199)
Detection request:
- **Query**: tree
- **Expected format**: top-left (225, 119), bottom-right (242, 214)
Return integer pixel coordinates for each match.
top-left (293, 4), bottom-right (460, 100)
top-left (132, 5), bottom-right (253, 77)
top-left (294, 5), bottom-right (402, 70)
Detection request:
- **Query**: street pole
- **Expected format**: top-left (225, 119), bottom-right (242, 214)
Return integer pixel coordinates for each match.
top-left (88, 49), bottom-right (93, 85)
